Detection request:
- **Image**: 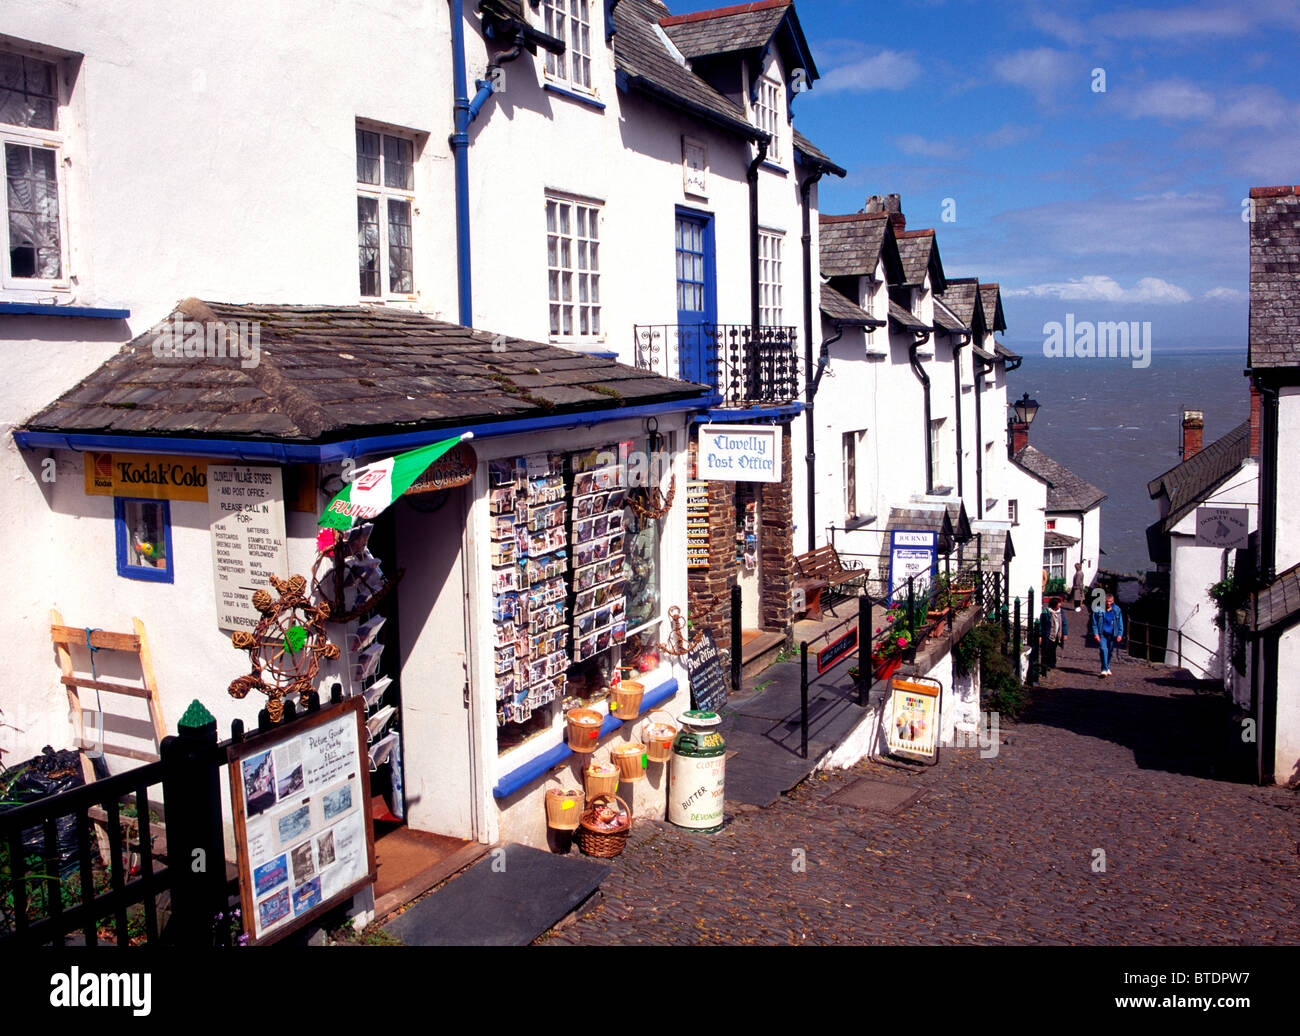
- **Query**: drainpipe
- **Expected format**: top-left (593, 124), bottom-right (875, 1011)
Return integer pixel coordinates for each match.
top-left (909, 332), bottom-right (933, 494)
top-left (800, 168), bottom-right (825, 550)
top-left (747, 138), bottom-right (770, 331)
top-left (952, 331), bottom-right (969, 501)
top-left (1251, 373), bottom-right (1280, 785)
top-left (450, 0), bottom-right (474, 326)
top-left (972, 350), bottom-right (989, 518)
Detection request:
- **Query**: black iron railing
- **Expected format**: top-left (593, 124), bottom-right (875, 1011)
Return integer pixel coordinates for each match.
top-left (633, 323), bottom-right (800, 406)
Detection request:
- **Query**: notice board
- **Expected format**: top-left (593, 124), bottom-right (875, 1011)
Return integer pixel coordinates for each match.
top-left (686, 630), bottom-right (729, 713)
top-left (228, 698), bottom-right (376, 945)
top-left (886, 675), bottom-right (942, 762)
top-left (208, 464), bottom-right (290, 632)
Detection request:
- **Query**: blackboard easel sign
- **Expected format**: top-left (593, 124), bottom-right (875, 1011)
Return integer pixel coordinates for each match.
top-left (687, 630), bottom-right (728, 713)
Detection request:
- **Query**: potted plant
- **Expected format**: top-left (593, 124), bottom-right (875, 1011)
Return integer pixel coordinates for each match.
top-left (870, 604), bottom-right (915, 681)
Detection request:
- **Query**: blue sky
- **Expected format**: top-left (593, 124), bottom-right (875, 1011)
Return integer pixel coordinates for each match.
top-left (672, 0), bottom-right (1300, 353)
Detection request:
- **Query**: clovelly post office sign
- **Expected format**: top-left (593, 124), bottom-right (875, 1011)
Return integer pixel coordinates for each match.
top-left (696, 425), bottom-right (782, 483)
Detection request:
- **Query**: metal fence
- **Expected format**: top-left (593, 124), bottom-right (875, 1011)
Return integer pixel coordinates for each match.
top-left (633, 323), bottom-right (800, 405)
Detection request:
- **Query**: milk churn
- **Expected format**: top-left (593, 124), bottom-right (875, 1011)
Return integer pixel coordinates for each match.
top-left (668, 710), bottom-right (725, 832)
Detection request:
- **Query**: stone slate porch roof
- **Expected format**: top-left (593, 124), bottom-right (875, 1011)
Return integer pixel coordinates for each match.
top-left (888, 300), bottom-right (930, 332)
top-left (1238, 560), bottom-right (1300, 633)
top-left (821, 285), bottom-right (881, 327)
top-left (932, 296), bottom-right (966, 333)
top-left (1013, 445), bottom-right (1107, 513)
top-left (1248, 186), bottom-right (1300, 370)
top-left (1045, 530), bottom-right (1080, 548)
top-left (21, 299), bottom-right (709, 444)
top-left (793, 129), bottom-right (844, 176)
top-left (1146, 420), bottom-right (1251, 535)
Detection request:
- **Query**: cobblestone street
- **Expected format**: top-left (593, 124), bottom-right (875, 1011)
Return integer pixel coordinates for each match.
top-left (545, 630), bottom-right (1300, 945)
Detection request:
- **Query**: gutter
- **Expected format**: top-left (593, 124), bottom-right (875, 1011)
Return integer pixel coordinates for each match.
top-left (952, 331), bottom-right (969, 500)
top-left (972, 349), bottom-right (990, 519)
top-left (747, 138), bottom-right (771, 333)
top-left (13, 393), bottom-right (717, 465)
top-left (799, 166), bottom-right (827, 550)
top-left (909, 332), bottom-right (934, 494)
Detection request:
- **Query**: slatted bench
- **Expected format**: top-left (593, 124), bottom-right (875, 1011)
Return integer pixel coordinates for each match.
top-left (794, 545), bottom-right (868, 616)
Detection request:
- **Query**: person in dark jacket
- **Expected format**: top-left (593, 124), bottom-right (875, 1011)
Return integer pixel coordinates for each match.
top-left (1089, 591), bottom-right (1124, 677)
top-left (1071, 562), bottom-right (1086, 611)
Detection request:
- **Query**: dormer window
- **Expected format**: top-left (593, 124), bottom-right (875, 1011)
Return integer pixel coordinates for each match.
top-left (543, 0), bottom-right (593, 90)
top-left (754, 77), bottom-right (781, 163)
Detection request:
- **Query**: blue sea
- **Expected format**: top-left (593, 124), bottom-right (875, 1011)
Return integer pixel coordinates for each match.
top-left (1005, 345), bottom-right (1249, 576)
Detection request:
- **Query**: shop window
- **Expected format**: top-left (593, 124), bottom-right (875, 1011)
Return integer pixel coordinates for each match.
top-left (356, 124), bottom-right (417, 299)
top-left (2, 48), bottom-right (69, 292)
top-left (114, 498), bottom-right (173, 583)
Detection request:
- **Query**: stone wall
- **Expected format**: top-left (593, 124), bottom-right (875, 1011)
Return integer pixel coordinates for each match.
top-left (758, 424), bottom-right (795, 632)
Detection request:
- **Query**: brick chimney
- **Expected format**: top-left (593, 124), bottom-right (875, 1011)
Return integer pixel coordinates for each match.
top-left (1011, 421), bottom-right (1029, 455)
top-left (1181, 409), bottom-right (1204, 459)
top-left (1249, 383), bottom-right (1262, 458)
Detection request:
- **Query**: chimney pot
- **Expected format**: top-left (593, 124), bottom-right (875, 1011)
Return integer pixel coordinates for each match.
top-left (1182, 409), bottom-right (1204, 459)
top-left (1011, 422), bottom-right (1029, 455)
top-left (863, 195), bottom-right (885, 214)
top-left (884, 193), bottom-right (901, 213)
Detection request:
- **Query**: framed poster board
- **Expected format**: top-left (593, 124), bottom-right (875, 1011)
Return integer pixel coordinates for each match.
top-left (888, 529), bottom-right (937, 602)
top-left (228, 697), bottom-right (377, 945)
top-left (886, 675), bottom-right (942, 762)
top-left (686, 630), bottom-right (728, 713)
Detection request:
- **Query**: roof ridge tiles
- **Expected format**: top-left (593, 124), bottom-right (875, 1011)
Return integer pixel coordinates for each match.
top-left (659, 0), bottom-right (789, 26)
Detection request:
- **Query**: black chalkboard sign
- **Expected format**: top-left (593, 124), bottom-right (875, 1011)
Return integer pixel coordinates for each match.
top-left (687, 630), bottom-right (728, 713)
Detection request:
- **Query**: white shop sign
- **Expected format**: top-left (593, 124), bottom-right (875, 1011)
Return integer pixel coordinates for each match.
top-left (1195, 506), bottom-right (1250, 549)
top-left (697, 424), bottom-right (782, 483)
top-left (209, 464), bottom-right (290, 631)
top-left (888, 529), bottom-right (937, 600)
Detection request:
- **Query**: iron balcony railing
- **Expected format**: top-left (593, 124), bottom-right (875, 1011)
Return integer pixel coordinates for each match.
top-left (633, 323), bottom-right (801, 406)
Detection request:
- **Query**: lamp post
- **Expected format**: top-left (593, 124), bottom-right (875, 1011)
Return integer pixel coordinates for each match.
top-left (1007, 392), bottom-right (1040, 458)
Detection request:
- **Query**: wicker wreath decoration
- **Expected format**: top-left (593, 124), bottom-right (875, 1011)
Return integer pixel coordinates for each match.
top-left (625, 475), bottom-right (676, 522)
top-left (310, 529), bottom-right (404, 624)
top-left (228, 573), bottom-right (340, 722)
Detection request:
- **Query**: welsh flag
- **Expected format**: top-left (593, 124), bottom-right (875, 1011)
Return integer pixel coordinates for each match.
top-left (318, 432), bottom-right (473, 531)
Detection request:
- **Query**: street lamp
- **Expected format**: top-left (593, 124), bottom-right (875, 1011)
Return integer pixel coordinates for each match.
top-left (1008, 393), bottom-right (1041, 457)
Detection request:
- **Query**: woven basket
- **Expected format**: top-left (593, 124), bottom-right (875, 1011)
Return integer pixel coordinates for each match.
top-left (566, 708), bottom-right (603, 753)
top-left (584, 763), bottom-right (619, 799)
top-left (609, 681), bottom-right (644, 720)
top-left (544, 781), bottom-right (585, 832)
top-left (640, 710), bottom-right (677, 763)
top-left (577, 794), bottom-right (631, 858)
top-left (610, 742), bottom-right (647, 782)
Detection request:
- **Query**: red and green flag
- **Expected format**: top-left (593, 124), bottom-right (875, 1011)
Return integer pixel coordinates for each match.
top-left (318, 432), bottom-right (473, 531)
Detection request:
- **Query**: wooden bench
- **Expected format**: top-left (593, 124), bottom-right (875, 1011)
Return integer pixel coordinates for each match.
top-left (794, 545), bottom-right (868, 615)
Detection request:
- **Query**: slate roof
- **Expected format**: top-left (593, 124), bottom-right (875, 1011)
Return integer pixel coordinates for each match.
top-left (932, 296), bottom-right (966, 333)
top-left (1238, 560), bottom-right (1300, 633)
top-left (936, 278), bottom-right (984, 331)
top-left (1044, 530), bottom-right (1080, 548)
top-left (659, 0), bottom-right (815, 80)
top-left (888, 300), bottom-right (930, 332)
top-left (1012, 445), bottom-right (1107, 513)
top-left (793, 129), bottom-right (844, 175)
top-left (1248, 186), bottom-right (1300, 369)
top-left (821, 286), bottom-right (880, 327)
top-left (993, 340), bottom-right (1020, 361)
top-left (21, 300), bottom-right (708, 444)
top-left (895, 229), bottom-right (942, 288)
top-left (1146, 420), bottom-right (1251, 535)
top-left (819, 212), bottom-right (902, 280)
top-left (614, 0), bottom-right (761, 141)
top-left (980, 283), bottom-right (1007, 332)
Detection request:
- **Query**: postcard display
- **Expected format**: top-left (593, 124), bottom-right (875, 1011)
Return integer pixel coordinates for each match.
top-left (332, 525), bottom-right (403, 819)
top-left (491, 449), bottom-right (629, 738)
top-left (229, 698), bottom-right (375, 945)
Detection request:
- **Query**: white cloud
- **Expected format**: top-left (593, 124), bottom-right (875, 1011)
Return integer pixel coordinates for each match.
top-left (993, 48), bottom-right (1081, 103)
top-left (1027, 1), bottom-right (1300, 43)
top-left (893, 134), bottom-right (962, 159)
top-left (1007, 275), bottom-right (1193, 303)
top-left (1127, 79), bottom-right (1217, 120)
top-left (1204, 286), bottom-right (1245, 301)
top-left (820, 50), bottom-right (924, 93)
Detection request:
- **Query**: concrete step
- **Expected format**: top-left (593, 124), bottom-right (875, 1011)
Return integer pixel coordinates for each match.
top-left (740, 631), bottom-right (787, 681)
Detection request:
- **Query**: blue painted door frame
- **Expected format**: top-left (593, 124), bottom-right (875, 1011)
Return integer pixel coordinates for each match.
top-left (675, 208), bottom-right (716, 387)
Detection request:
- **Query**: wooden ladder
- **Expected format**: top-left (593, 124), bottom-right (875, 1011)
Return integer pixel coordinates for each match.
top-left (50, 609), bottom-right (166, 776)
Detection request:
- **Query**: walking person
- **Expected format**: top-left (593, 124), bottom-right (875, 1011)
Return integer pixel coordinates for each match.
top-left (1071, 562), bottom-right (1086, 612)
top-left (1043, 596), bottom-right (1067, 672)
top-left (1089, 590), bottom-right (1124, 677)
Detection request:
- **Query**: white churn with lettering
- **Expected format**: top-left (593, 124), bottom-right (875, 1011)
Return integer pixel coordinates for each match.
top-left (668, 710), bottom-right (726, 832)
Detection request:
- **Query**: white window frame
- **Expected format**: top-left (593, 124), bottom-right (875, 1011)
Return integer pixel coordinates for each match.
top-left (1, 46), bottom-right (71, 295)
top-left (758, 229), bottom-right (783, 326)
top-left (545, 192), bottom-right (603, 342)
top-left (355, 123), bottom-right (418, 302)
top-left (1008, 499), bottom-right (1018, 525)
top-left (929, 418), bottom-right (943, 487)
top-left (843, 429), bottom-right (867, 520)
top-left (1044, 547), bottom-right (1067, 583)
top-left (541, 0), bottom-right (595, 93)
top-left (753, 76), bottom-right (781, 163)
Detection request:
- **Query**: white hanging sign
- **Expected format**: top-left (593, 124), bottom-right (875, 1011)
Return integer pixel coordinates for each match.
top-left (697, 424), bottom-right (782, 483)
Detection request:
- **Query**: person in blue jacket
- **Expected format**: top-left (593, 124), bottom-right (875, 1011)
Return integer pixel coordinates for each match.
top-left (1089, 590), bottom-right (1124, 677)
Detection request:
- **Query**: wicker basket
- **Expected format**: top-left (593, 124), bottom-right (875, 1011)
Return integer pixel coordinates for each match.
top-left (544, 781), bottom-right (585, 832)
top-left (609, 680), bottom-right (644, 720)
top-left (584, 763), bottom-right (619, 799)
top-left (566, 708), bottom-right (604, 753)
top-left (640, 710), bottom-right (677, 764)
top-left (610, 742), bottom-right (647, 782)
top-left (577, 794), bottom-right (632, 858)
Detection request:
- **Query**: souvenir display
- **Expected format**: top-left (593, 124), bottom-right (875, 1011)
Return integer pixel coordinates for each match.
top-left (568, 449), bottom-right (629, 676)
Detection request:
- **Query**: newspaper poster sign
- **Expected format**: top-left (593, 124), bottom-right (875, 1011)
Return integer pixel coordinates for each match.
top-left (888, 529), bottom-right (937, 602)
top-left (208, 464), bottom-right (289, 632)
top-left (886, 676), bottom-right (942, 762)
top-left (229, 698), bottom-right (376, 945)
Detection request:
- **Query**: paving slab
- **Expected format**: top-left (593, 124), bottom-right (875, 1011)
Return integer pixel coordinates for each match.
top-left (824, 778), bottom-right (924, 814)
top-left (383, 843), bottom-right (608, 945)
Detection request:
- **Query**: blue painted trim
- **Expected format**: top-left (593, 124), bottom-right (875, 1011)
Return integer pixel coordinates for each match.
top-left (586, 350), bottom-right (618, 359)
top-left (492, 678), bottom-right (679, 798)
top-left (543, 83), bottom-right (607, 111)
top-left (114, 497), bottom-right (174, 583)
top-left (13, 394), bottom-right (715, 464)
top-left (0, 302), bottom-right (129, 319)
top-left (692, 403), bottom-right (803, 424)
top-left (760, 161), bottom-right (789, 177)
